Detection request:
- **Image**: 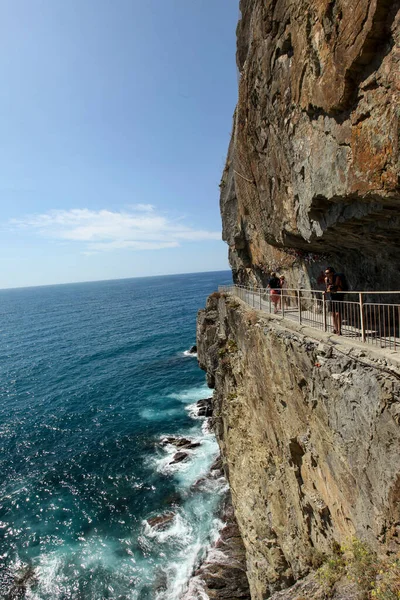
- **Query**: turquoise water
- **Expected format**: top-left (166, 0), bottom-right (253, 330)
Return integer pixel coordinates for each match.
top-left (0, 271), bottom-right (231, 599)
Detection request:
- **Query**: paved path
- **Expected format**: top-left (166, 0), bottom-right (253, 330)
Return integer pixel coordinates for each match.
top-left (230, 288), bottom-right (399, 350)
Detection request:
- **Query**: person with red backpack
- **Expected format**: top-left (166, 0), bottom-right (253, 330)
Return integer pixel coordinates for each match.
top-left (267, 272), bottom-right (281, 314)
top-left (324, 267), bottom-right (348, 335)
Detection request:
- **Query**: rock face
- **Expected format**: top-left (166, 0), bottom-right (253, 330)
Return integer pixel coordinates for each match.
top-left (197, 293), bottom-right (400, 599)
top-left (197, 4), bottom-right (400, 597)
top-left (222, 0), bottom-right (400, 290)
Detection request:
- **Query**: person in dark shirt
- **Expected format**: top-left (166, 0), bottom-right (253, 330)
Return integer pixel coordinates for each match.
top-left (324, 267), bottom-right (345, 335)
top-left (268, 272), bottom-right (281, 314)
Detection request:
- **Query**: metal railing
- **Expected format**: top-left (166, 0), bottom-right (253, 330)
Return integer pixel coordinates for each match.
top-left (218, 285), bottom-right (400, 352)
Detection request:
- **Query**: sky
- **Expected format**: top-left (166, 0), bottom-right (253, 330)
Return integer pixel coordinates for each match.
top-left (0, 0), bottom-right (239, 288)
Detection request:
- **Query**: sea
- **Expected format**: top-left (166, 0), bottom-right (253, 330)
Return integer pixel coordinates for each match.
top-left (0, 270), bottom-right (232, 600)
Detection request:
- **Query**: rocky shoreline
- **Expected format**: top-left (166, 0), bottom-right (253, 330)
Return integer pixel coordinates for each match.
top-left (146, 395), bottom-right (252, 599)
top-left (182, 490), bottom-right (251, 600)
top-left (181, 398), bottom-right (251, 600)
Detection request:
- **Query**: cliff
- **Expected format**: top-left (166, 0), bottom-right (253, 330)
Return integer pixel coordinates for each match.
top-left (197, 294), bottom-right (400, 599)
top-left (222, 0), bottom-right (400, 290)
top-left (195, 1), bottom-right (400, 597)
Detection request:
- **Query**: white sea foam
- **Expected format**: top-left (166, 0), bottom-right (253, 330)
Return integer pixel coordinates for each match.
top-left (161, 539), bottom-right (204, 600)
top-left (139, 406), bottom-right (182, 421)
top-left (201, 418), bottom-right (212, 435)
top-left (168, 384), bottom-right (210, 404)
top-left (142, 382), bottom-right (226, 600)
top-left (182, 349), bottom-right (198, 358)
top-left (143, 513), bottom-right (192, 546)
top-left (186, 401), bottom-right (201, 418)
top-left (173, 437), bottom-right (220, 489)
top-left (25, 537), bottom-right (140, 600)
top-left (160, 515), bottom-right (225, 600)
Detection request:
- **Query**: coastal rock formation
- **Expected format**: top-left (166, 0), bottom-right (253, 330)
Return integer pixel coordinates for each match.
top-left (222, 0), bottom-right (400, 290)
top-left (161, 436), bottom-right (201, 450)
top-left (197, 293), bottom-right (400, 599)
top-left (183, 493), bottom-right (251, 599)
top-left (147, 512), bottom-right (176, 530)
top-left (196, 397), bottom-right (213, 417)
top-left (194, 2), bottom-right (400, 597)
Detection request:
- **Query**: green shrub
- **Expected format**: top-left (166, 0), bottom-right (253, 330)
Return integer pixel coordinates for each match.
top-left (316, 539), bottom-right (400, 600)
top-left (370, 553), bottom-right (400, 600)
top-left (344, 538), bottom-right (377, 597)
top-left (317, 553), bottom-right (345, 593)
top-left (227, 339), bottom-right (238, 353)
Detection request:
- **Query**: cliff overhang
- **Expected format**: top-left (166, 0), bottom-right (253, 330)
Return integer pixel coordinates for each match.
top-left (221, 0), bottom-right (400, 291)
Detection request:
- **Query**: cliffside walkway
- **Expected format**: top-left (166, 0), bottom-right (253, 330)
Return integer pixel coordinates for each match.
top-left (219, 285), bottom-right (400, 352)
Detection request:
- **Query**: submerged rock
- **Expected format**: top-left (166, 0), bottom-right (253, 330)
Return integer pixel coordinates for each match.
top-left (5, 564), bottom-right (37, 600)
top-left (189, 345), bottom-right (197, 354)
top-left (154, 571), bottom-right (168, 594)
top-left (147, 511), bottom-right (175, 530)
top-left (170, 451), bottom-right (189, 464)
top-left (161, 436), bottom-right (201, 450)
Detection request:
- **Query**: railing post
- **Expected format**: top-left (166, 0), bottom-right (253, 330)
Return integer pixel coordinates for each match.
top-left (259, 289), bottom-right (261, 310)
top-left (323, 293), bottom-right (327, 332)
top-left (297, 290), bottom-right (302, 324)
top-left (268, 291), bottom-right (271, 314)
top-left (282, 292), bottom-right (285, 318)
top-left (359, 292), bottom-right (366, 342)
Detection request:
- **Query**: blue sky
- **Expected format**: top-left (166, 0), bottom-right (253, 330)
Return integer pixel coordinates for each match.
top-left (0, 0), bottom-right (238, 288)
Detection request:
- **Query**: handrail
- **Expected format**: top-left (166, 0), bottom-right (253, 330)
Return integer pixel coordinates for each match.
top-left (218, 284), bottom-right (400, 352)
top-left (226, 285), bottom-right (400, 295)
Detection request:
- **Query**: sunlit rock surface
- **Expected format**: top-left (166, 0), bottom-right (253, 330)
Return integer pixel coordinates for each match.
top-left (197, 294), bottom-right (400, 599)
top-left (222, 0), bottom-right (400, 290)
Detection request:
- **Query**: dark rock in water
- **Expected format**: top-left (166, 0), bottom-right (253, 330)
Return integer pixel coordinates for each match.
top-left (160, 436), bottom-right (186, 447)
top-left (210, 455), bottom-right (223, 474)
top-left (197, 397), bottom-right (212, 407)
top-left (182, 493), bottom-right (251, 599)
top-left (161, 436), bottom-right (188, 447)
top-left (153, 569), bottom-right (168, 593)
top-left (189, 345), bottom-right (197, 354)
top-left (161, 436), bottom-right (201, 450)
top-left (196, 397), bottom-right (213, 417)
top-left (175, 438), bottom-right (193, 447)
top-left (191, 476), bottom-right (207, 492)
top-left (170, 451), bottom-right (189, 464)
top-left (163, 492), bottom-right (181, 506)
top-left (185, 442), bottom-right (201, 450)
top-left (191, 454), bottom-right (224, 492)
top-left (147, 511), bottom-right (175, 530)
top-left (5, 564), bottom-right (37, 600)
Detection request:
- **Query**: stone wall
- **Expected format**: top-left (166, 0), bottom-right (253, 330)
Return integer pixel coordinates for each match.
top-left (197, 293), bottom-right (400, 599)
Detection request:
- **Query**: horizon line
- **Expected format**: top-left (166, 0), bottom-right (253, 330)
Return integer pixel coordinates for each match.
top-left (0, 268), bottom-right (233, 292)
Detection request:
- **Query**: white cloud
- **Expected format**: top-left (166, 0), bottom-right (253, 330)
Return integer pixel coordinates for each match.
top-left (130, 203), bottom-right (155, 212)
top-left (10, 208), bottom-right (221, 253)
